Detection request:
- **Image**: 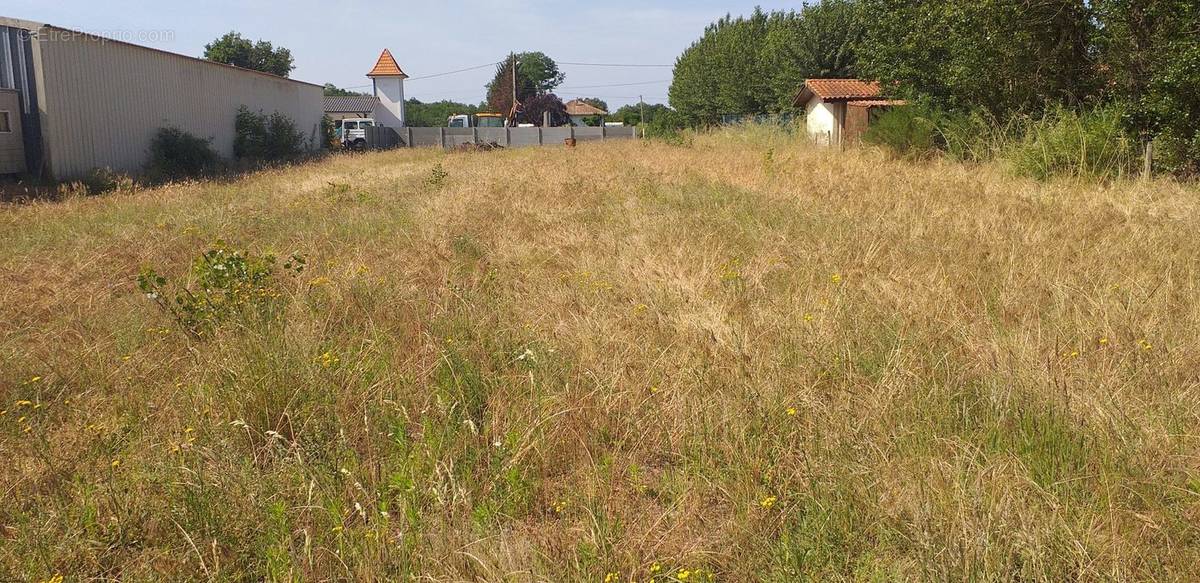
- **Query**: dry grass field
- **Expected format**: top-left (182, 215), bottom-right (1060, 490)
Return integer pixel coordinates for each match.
top-left (2, 127), bottom-right (1199, 581)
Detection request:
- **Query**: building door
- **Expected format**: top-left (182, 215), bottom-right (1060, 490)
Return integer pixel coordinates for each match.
top-left (0, 89), bottom-right (25, 174)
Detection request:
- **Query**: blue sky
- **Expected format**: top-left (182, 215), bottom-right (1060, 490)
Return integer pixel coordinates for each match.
top-left (6, 0), bottom-right (801, 109)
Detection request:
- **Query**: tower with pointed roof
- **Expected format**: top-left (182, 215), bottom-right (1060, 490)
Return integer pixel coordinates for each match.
top-left (368, 49), bottom-right (408, 127)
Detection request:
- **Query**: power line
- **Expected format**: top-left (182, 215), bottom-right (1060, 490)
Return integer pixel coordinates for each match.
top-left (558, 79), bottom-right (671, 90)
top-left (559, 61), bottom-right (673, 68)
top-left (407, 61), bottom-right (504, 81)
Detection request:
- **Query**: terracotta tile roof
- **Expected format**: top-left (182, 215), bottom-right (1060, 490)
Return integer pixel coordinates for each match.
top-left (565, 99), bottom-right (608, 116)
top-left (367, 49), bottom-right (408, 78)
top-left (323, 95), bottom-right (379, 113)
top-left (847, 99), bottom-right (907, 107)
top-left (793, 79), bottom-right (884, 106)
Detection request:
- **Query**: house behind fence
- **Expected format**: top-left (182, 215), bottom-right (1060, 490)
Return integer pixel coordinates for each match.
top-left (0, 16), bottom-right (324, 180)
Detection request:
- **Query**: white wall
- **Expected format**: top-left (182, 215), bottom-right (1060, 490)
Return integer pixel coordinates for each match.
top-left (805, 96), bottom-right (843, 146)
top-left (34, 26), bottom-right (324, 179)
top-left (373, 78), bottom-right (405, 127)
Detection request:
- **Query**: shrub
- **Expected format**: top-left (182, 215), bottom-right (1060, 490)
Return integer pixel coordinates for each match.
top-left (145, 127), bottom-right (220, 181)
top-left (1005, 105), bottom-right (1137, 181)
top-left (235, 106), bottom-right (307, 162)
top-left (137, 242), bottom-right (306, 339)
top-left (862, 103), bottom-right (943, 159)
top-left (81, 167), bottom-right (136, 195)
top-left (937, 109), bottom-right (1026, 164)
top-left (319, 115), bottom-right (337, 150)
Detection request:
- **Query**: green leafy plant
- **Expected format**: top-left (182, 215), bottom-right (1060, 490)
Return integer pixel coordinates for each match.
top-left (235, 106), bottom-right (307, 162)
top-left (862, 102), bottom-right (944, 159)
top-left (1005, 106), bottom-right (1137, 181)
top-left (424, 163), bottom-right (448, 190)
top-left (145, 127), bottom-right (221, 181)
top-left (137, 242), bottom-right (306, 338)
top-left (81, 167), bottom-right (137, 195)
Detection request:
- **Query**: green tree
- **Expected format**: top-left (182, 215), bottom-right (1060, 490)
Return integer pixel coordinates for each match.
top-left (486, 55), bottom-right (539, 117)
top-left (669, 5), bottom-right (866, 123)
top-left (405, 99), bottom-right (481, 127)
top-left (761, 1), bottom-right (865, 110)
top-left (204, 32), bottom-right (294, 77)
top-left (516, 52), bottom-right (566, 94)
top-left (855, 0), bottom-right (1096, 116)
top-left (1093, 0), bottom-right (1200, 173)
top-left (611, 103), bottom-right (673, 126)
top-left (323, 83), bottom-right (367, 97)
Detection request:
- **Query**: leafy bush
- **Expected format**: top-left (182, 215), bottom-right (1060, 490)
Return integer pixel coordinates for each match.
top-left (81, 167), bottom-right (136, 194)
top-left (137, 242), bottom-right (306, 339)
top-left (937, 109), bottom-right (1026, 164)
top-left (234, 106), bottom-right (307, 162)
top-left (1005, 106), bottom-right (1137, 181)
top-left (145, 127), bottom-right (220, 181)
top-left (862, 103), bottom-right (943, 159)
top-left (319, 115), bottom-right (337, 150)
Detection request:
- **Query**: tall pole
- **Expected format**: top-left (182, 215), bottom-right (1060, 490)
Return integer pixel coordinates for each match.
top-left (510, 52), bottom-right (518, 127)
top-left (639, 95), bottom-right (646, 139)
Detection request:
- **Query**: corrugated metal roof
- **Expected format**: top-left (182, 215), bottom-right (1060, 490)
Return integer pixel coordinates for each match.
top-left (367, 49), bottom-right (408, 78)
top-left (324, 95), bottom-right (379, 113)
top-left (565, 99), bottom-right (607, 116)
top-left (0, 16), bottom-right (325, 89)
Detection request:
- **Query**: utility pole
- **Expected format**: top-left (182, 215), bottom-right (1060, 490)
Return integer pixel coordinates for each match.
top-left (639, 95), bottom-right (646, 139)
top-left (509, 52), bottom-right (518, 127)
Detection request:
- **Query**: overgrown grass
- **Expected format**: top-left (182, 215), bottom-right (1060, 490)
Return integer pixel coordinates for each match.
top-left (2, 130), bottom-right (1199, 581)
top-left (867, 104), bottom-right (1141, 181)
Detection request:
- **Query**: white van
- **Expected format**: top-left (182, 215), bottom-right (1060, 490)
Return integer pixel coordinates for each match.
top-left (336, 118), bottom-right (376, 148)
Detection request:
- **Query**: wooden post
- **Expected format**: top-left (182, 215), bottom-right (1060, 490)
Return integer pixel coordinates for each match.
top-left (438, 127), bottom-right (445, 149)
top-left (406, 127), bottom-right (413, 148)
top-left (472, 127), bottom-right (478, 145)
top-left (1142, 139), bottom-right (1154, 180)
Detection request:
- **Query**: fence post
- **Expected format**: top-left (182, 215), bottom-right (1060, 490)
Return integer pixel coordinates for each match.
top-left (504, 128), bottom-right (510, 147)
top-left (406, 127), bottom-right (413, 148)
top-left (538, 128), bottom-right (543, 146)
top-left (601, 127), bottom-right (606, 141)
top-left (439, 128), bottom-right (445, 149)
top-left (1142, 139), bottom-right (1154, 180)
top-left (472, 128), bottom-right (478, 145)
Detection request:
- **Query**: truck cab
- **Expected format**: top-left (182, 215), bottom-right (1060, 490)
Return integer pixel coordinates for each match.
top-left (447, 113), bottom-right (508, 128)
top-left (336, 118), bottom-right (376, 148)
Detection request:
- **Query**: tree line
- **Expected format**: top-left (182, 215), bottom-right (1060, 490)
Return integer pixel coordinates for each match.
top-left (669, 0), bottom-right (1200, 175)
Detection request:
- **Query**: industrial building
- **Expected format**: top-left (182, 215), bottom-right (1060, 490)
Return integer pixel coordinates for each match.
top-left (0, 16), bottom-right (324, 179)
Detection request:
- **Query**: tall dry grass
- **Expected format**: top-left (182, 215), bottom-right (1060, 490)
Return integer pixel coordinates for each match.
top-left (1, 128), bottom-right (1199, 581)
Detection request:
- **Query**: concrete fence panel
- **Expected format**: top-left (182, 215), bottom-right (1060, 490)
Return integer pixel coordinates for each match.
top-left (396, 126), bottom-right (638, 150)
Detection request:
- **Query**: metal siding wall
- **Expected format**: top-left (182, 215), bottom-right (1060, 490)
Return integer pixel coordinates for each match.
top-left (0, 25), bottom-right (42, 173)
top-left (38, 31), bottom-right (323, 179)
top-left (0, 90), bottom-right (26, 172)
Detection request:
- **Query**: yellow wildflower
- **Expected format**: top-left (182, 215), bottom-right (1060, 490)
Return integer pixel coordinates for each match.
top-left (760, 495), bottom-right (777, 509)
top-left (41, 574), bottom-right (64, 583)
top-left (786, 407), bottom-right (797, 416)
top-left (28, 376), bottom-right (42, 383)
top-left (830, 273), bottom-right (843, 284)
top-left (15, 400), bottom-right (32, 407)
top-left (605, 573), bottom-right (619, 583)
top-left (111, 459), bottom-right (121, 468)
top-left (678, 570), bottom-right (691, 580)
top-left (1098, 337), bottom-right (1109, 345)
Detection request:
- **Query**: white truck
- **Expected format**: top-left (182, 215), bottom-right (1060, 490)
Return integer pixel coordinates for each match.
top-left (447, 113), bottom-right (507, 128)
top-left (335, 118), bottom-right (376, 148)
